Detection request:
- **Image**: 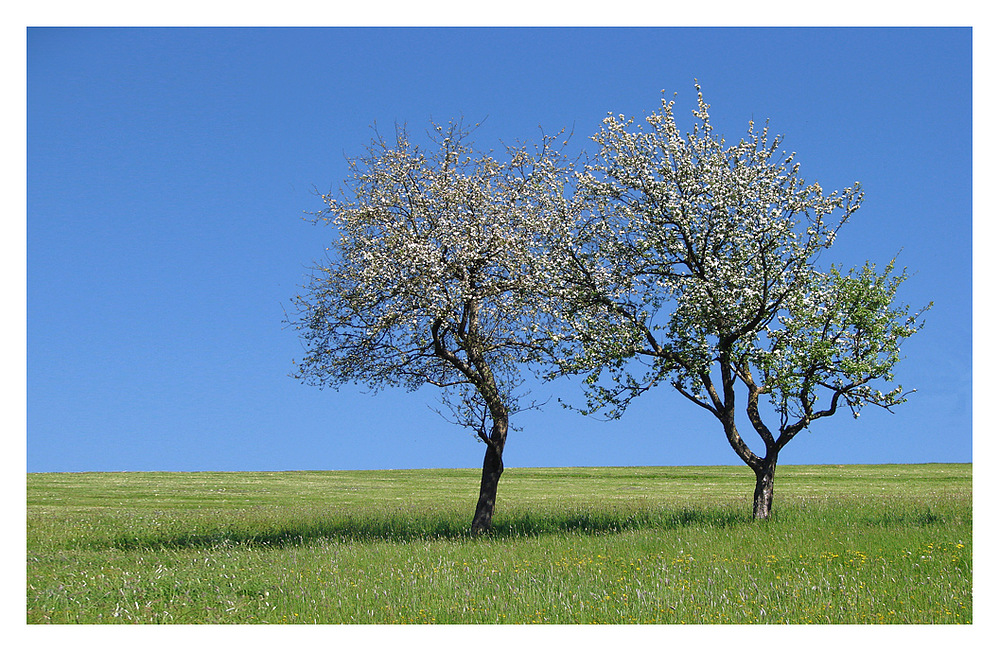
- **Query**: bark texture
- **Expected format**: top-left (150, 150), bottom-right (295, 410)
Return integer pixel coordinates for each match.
top-left (752, 456), bottom-right (778, 520)
top-left (470, 418), bottom-right (507, 534)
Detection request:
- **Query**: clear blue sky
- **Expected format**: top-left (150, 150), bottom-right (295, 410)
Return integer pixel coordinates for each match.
top-left (26, 26), bottom-right (972, 473)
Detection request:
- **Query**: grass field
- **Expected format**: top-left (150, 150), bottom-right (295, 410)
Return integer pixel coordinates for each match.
top-left (26, 464), bottom-right (971, 624)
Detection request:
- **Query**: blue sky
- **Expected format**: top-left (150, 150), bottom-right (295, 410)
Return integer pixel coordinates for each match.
top-left (25, 26), bottom-right (973, 473)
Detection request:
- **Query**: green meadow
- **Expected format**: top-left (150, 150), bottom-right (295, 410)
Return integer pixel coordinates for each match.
top-left (26, 464), bottom-right (971, 624)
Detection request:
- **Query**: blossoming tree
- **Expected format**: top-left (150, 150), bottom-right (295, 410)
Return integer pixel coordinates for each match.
top-left (289, 121), bottom-right (575, 533)
top-left (555, 87), bottom-right (930, 519)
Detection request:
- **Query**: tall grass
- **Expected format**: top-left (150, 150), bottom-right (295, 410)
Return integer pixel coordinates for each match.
top-left (27, 464), bottom-right (971, 624)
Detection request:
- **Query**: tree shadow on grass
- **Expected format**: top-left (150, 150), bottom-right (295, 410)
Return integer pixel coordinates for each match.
top-left (98, 506), bottom-right (748, 551)
top-left (495, 506), bottom-right (747, 538)
top-left (855, 507), bottom-right (948, 528)
top-left (90, 504), bottom-right (956, 551)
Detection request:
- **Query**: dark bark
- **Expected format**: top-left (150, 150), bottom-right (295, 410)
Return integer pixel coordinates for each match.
top-left (470, 417), bottom-right (508, 534)
top-left (752, 454), bottom-right (778, 520)
top-left (714, 367), bottom-right (782, 521)
top-left (715, 406), bottom-right (771, 521)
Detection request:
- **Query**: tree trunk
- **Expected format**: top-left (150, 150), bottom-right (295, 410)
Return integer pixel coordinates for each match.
top-left (470, 418), bottom-right (507, 534)
top-left (752, 455), bottom-right (778, 520)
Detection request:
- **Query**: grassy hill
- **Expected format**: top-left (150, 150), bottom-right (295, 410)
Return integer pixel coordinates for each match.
top-left (27, 464), bottom-right (972, 624)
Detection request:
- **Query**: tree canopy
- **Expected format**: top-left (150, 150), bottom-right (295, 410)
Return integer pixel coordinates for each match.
top-left (289, 121), bottom-right (577, 531)
top-left (292, 88), bottom-right (929, 523)
top-left (550, 87), bottom-right (929, 518)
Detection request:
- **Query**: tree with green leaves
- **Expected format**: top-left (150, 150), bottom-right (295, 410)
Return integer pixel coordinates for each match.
top-left (289, 121), bottom-right (576, 533)
top-left (554, 87), bottom-right (930, 519)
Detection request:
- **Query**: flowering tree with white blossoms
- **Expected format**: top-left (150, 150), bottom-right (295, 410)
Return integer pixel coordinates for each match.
top-left (555, 87), bottom-right (930, 519)
top-left (289, 121), bottom-right (576, 533)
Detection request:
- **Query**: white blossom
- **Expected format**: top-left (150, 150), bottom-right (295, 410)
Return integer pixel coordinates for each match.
top-left (553, 86), bottom-right (929, 517)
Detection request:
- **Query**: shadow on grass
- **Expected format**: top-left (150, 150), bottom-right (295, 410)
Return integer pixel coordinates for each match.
top-left (97, 506), bottom-right (748, 551)
top-left (85, 504), bottom-right (956, 551)
top-left (856, 507), bottom-right (947, 528)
